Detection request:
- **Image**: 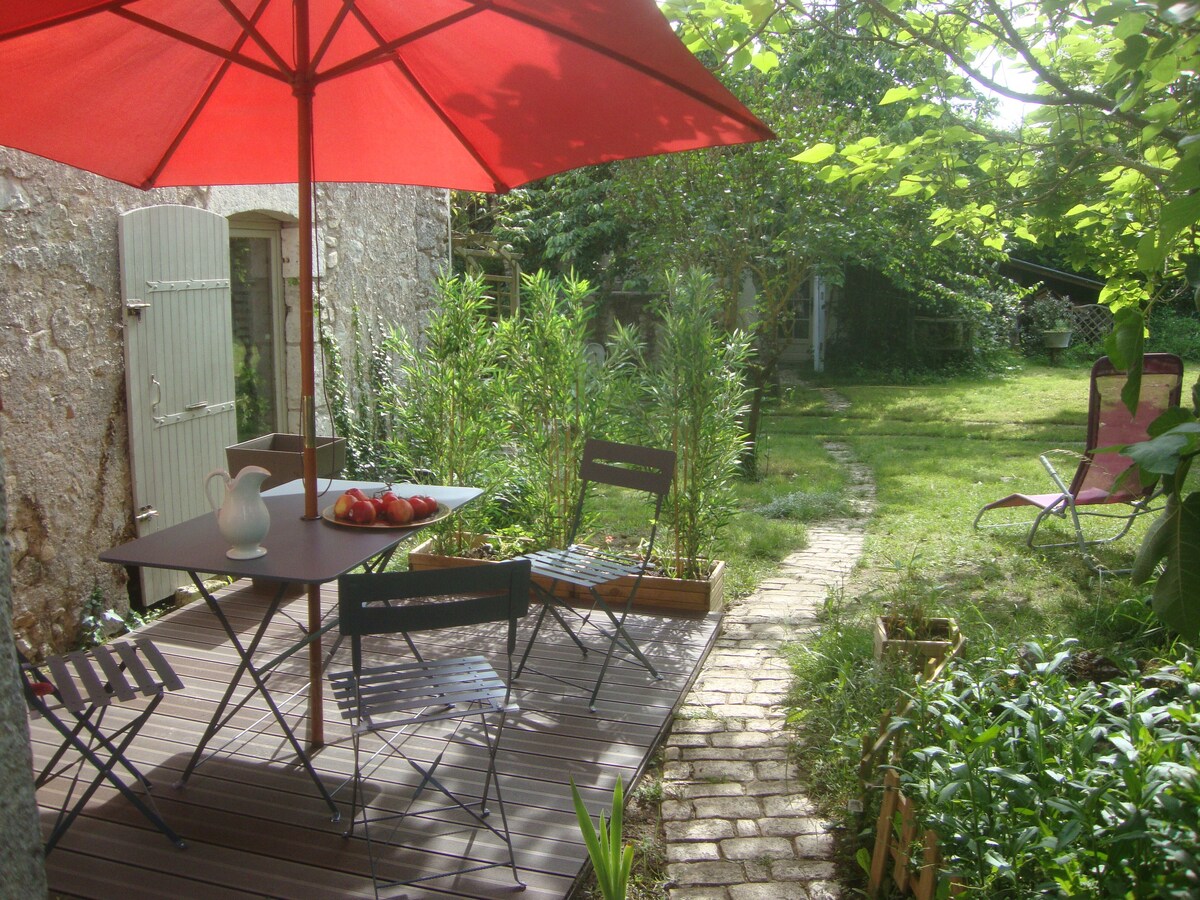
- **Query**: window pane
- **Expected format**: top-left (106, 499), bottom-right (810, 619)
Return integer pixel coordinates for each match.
top-left (230, 236), bottom-right (279, 440)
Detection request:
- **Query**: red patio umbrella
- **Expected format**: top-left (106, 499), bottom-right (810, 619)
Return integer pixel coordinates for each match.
top-left (0, 0), bottom-right (771, 519)
top-left (0, 0), bottom-right (771, 743)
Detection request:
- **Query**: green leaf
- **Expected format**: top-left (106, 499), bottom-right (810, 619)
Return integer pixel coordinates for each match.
top-left (891, 179), bottom-right (924, 197)
top-left (571, 777), bottom-right (630, 900)
top-left (1122, 426), bottom-right (1200, 476)
top-left (1133, 497), bottom-right (1174, 585)
top-left (1104, 307), bottom-right (1145, 409)
top-left (792, 143), bottom-right (836, 165)
top-left (880, 86), bottom-right (920, 105)
top-left (1160, 193), bottom-right (1200, 247)
top-left (1149, 493), bottom-right (1200, 640)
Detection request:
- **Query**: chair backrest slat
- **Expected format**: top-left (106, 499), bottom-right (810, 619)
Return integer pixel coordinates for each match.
top-left (579, 439), bottom-right (676, 496)
top-left (339, 560), bottom-right (531, 667)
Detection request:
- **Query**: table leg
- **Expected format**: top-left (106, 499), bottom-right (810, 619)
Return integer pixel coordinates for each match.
top-left (307, 583), bottom-right (323, 748)
top-left (180, 574), bottom-right (340, 821)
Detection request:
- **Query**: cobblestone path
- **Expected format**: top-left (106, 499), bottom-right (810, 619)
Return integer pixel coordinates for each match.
top-left (661, 437), bottom-right (875, 900)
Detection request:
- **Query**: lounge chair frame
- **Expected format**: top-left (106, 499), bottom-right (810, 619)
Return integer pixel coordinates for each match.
top-left (973, 353), bottom-right (1184, 569)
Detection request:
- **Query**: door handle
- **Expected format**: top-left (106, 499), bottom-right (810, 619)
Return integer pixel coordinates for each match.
top-left (135, 506), bottom-right (159, 522)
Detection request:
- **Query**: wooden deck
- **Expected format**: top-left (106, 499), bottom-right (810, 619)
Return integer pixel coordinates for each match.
top-left (30, 580), bottom-right (720, 899)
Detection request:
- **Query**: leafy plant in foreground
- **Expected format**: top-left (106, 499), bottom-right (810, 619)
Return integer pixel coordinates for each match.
top-left (571, 776), bottom-right (633, 900)
top-left (898, 639), bottom-right (1200, 897)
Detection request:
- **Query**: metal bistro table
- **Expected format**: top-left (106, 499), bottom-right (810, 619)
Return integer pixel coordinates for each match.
top-left (100, 480), bottom-right (481, 820)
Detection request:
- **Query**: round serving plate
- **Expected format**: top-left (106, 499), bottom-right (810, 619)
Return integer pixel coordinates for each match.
top-left (320, 502), bottom-right (451, 529)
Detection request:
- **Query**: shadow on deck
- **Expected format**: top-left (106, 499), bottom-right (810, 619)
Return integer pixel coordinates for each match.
top-left (31, 580), bottom-right (721, 899)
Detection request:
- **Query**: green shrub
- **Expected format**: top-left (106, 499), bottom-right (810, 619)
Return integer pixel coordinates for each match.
top-left (1146, 307), bottom-right (1200, 360)
top-left (899, 638), bottom-right (1200, 897)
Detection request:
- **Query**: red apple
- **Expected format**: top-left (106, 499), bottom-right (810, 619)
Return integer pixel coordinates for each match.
top-left (369, 497), bottom-right (386, 514)
top-left (407, 496), bottom-right (431, 517)
top-left (347, 499), bottom-right (377, 524)
top-left (385, 498), bottom-right (414, 525)
top-left (346, 487), bottom-right (368, 502)
top-left (333, 492), bottom-right (356, 519)
top-left (379, 491), bottom-right (399, 506)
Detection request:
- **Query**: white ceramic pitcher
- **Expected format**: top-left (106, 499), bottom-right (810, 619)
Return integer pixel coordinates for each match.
top-left (205, 465), bottom-right (272, 560)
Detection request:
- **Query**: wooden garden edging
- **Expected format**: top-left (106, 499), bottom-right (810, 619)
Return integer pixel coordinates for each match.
top-left (861, 633), bottom-right (966, 899)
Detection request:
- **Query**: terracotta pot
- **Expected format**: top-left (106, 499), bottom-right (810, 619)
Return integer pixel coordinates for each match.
top-left (406, 537), bottom-right (724, 615)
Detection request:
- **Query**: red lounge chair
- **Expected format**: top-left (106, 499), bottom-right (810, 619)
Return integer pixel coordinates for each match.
top-left (973, 354), bottom-right (1185, 567)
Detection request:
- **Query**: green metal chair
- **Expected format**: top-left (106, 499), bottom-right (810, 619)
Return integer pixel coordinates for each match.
top-left (513, 439), bottom-right (676, 711)
top-left (20, 638), bottom-right (186, 854)
top-left (329, 560), bottom-right (531, 896)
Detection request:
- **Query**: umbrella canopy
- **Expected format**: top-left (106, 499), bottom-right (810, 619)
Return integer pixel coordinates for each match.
top-left (0, 0), bottom-right (772, 517)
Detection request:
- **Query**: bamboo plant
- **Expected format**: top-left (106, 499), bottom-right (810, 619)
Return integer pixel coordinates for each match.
top-left (643, 269), bottom-right (752, 580)
top-left (383, 273), bottom-right (510, 555)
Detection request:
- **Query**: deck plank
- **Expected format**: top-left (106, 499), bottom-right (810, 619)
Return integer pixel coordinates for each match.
top-left (32, 579), bottom-right (719, 899)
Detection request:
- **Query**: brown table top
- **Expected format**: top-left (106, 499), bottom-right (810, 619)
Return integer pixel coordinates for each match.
top-left (100, 481), bottom-right (482, 584)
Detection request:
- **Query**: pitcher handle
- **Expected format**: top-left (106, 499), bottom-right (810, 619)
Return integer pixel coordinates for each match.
top-left (205, 469), bottom-right (230, 517)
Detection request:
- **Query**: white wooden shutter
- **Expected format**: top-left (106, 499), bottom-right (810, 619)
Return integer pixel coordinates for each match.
top-left (120, 205), bottom-right (236, 605)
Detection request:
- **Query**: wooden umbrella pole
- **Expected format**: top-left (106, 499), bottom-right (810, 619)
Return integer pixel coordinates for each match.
top-left (295, 0), bottom-right (324, 750)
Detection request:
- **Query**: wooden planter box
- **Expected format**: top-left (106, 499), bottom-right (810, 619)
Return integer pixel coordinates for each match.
top-left (226, 433), bottom-right (346, 491)
top-left (874, 615), bottom-right (962, 674)
top-left (406, 537), bottom-right (724, 615)
top-left (861, 627), bottom-right (967, 899)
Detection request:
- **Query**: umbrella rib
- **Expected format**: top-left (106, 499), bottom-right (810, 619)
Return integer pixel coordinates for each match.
top-left (110, 4), bottom-right (291, 86)
top-left (485, 4), bottom-right (773, 136)
top-left (342, 3), bottom-right (511, 192)
top-left (0, 1), bottom-right (130, 43)
top-left (129, 0), bottom-right (281, 188)
top-left (315, 4), bottom-right (484, 83)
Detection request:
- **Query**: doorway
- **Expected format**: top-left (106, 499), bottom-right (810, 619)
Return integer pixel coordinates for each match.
top-left (229, 218), bottom-right (285, 440)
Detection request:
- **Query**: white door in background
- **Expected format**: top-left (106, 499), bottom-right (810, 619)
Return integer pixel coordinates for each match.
top-left (120, 204), bottom-right (236, 606)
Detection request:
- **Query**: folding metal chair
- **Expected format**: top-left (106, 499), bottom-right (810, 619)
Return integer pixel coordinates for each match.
top-left (19, 637), bottom-right (186, 854)
top-left (973, 353), bottom-right (1184, 569)
top-left (329, 560), bottom-right (530, 896)
top-left (513, 439), bottom-right (676, 711)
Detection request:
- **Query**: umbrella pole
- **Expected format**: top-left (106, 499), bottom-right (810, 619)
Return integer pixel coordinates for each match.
top-left (296, 0), bottom-right (324, 750)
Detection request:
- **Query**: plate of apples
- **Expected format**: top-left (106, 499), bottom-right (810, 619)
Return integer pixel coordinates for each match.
top-left (322, 488), bottom-right (448, 529)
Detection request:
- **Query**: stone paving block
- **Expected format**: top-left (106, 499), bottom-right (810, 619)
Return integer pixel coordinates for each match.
top-left (671, 732), bottom-right (716, 748)
top-left (672, 782), bottom-right (746, 799)
top-left (754, 760), bottom-right (793, 780)
top-left (761, 815), bottom-right (829, 836)
top-left (672, 860), bottom-right (748, 887)
top-left (770, 859), bottom-right (840, 882)
top-left (691, 760), bottom-right (757, 782)
top-left (735, 818), bottom-right (760, 837)
top-left (664, 819), bottom-right (738, 842)
top-left (711, 704), bottom-right (768, 719)
top-left (806, 879), bottom-right (844, 899)
top-left (793, 832), bottom-right (836, 858)
top-left (710, 731), bottom-right (772, 749)
top-left (762, 794), bottom-right (820, 817)
top-left (661, 799), bottom-right (695, 821)
top-left (729, 884), bottom-right (811, 900)
top-left (668, 842), bottom-right (722, 863)
top-left (672, 716), bottom-right (727, 733)
top-left (663, 761), bottom-right (694, 782)
top-left (692, 796), bottom-right (764, 819)
top-left (720, 836), bottom-right (795, 860)
top-left (668, 887), bottom-right (731, 900)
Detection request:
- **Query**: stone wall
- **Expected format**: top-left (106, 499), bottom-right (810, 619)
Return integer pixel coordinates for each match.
top-left (0, 148), bottom-right (449, 656)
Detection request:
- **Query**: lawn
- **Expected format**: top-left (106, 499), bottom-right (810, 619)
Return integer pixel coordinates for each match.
top-left (769, 357), bottom-right (1200, 895)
